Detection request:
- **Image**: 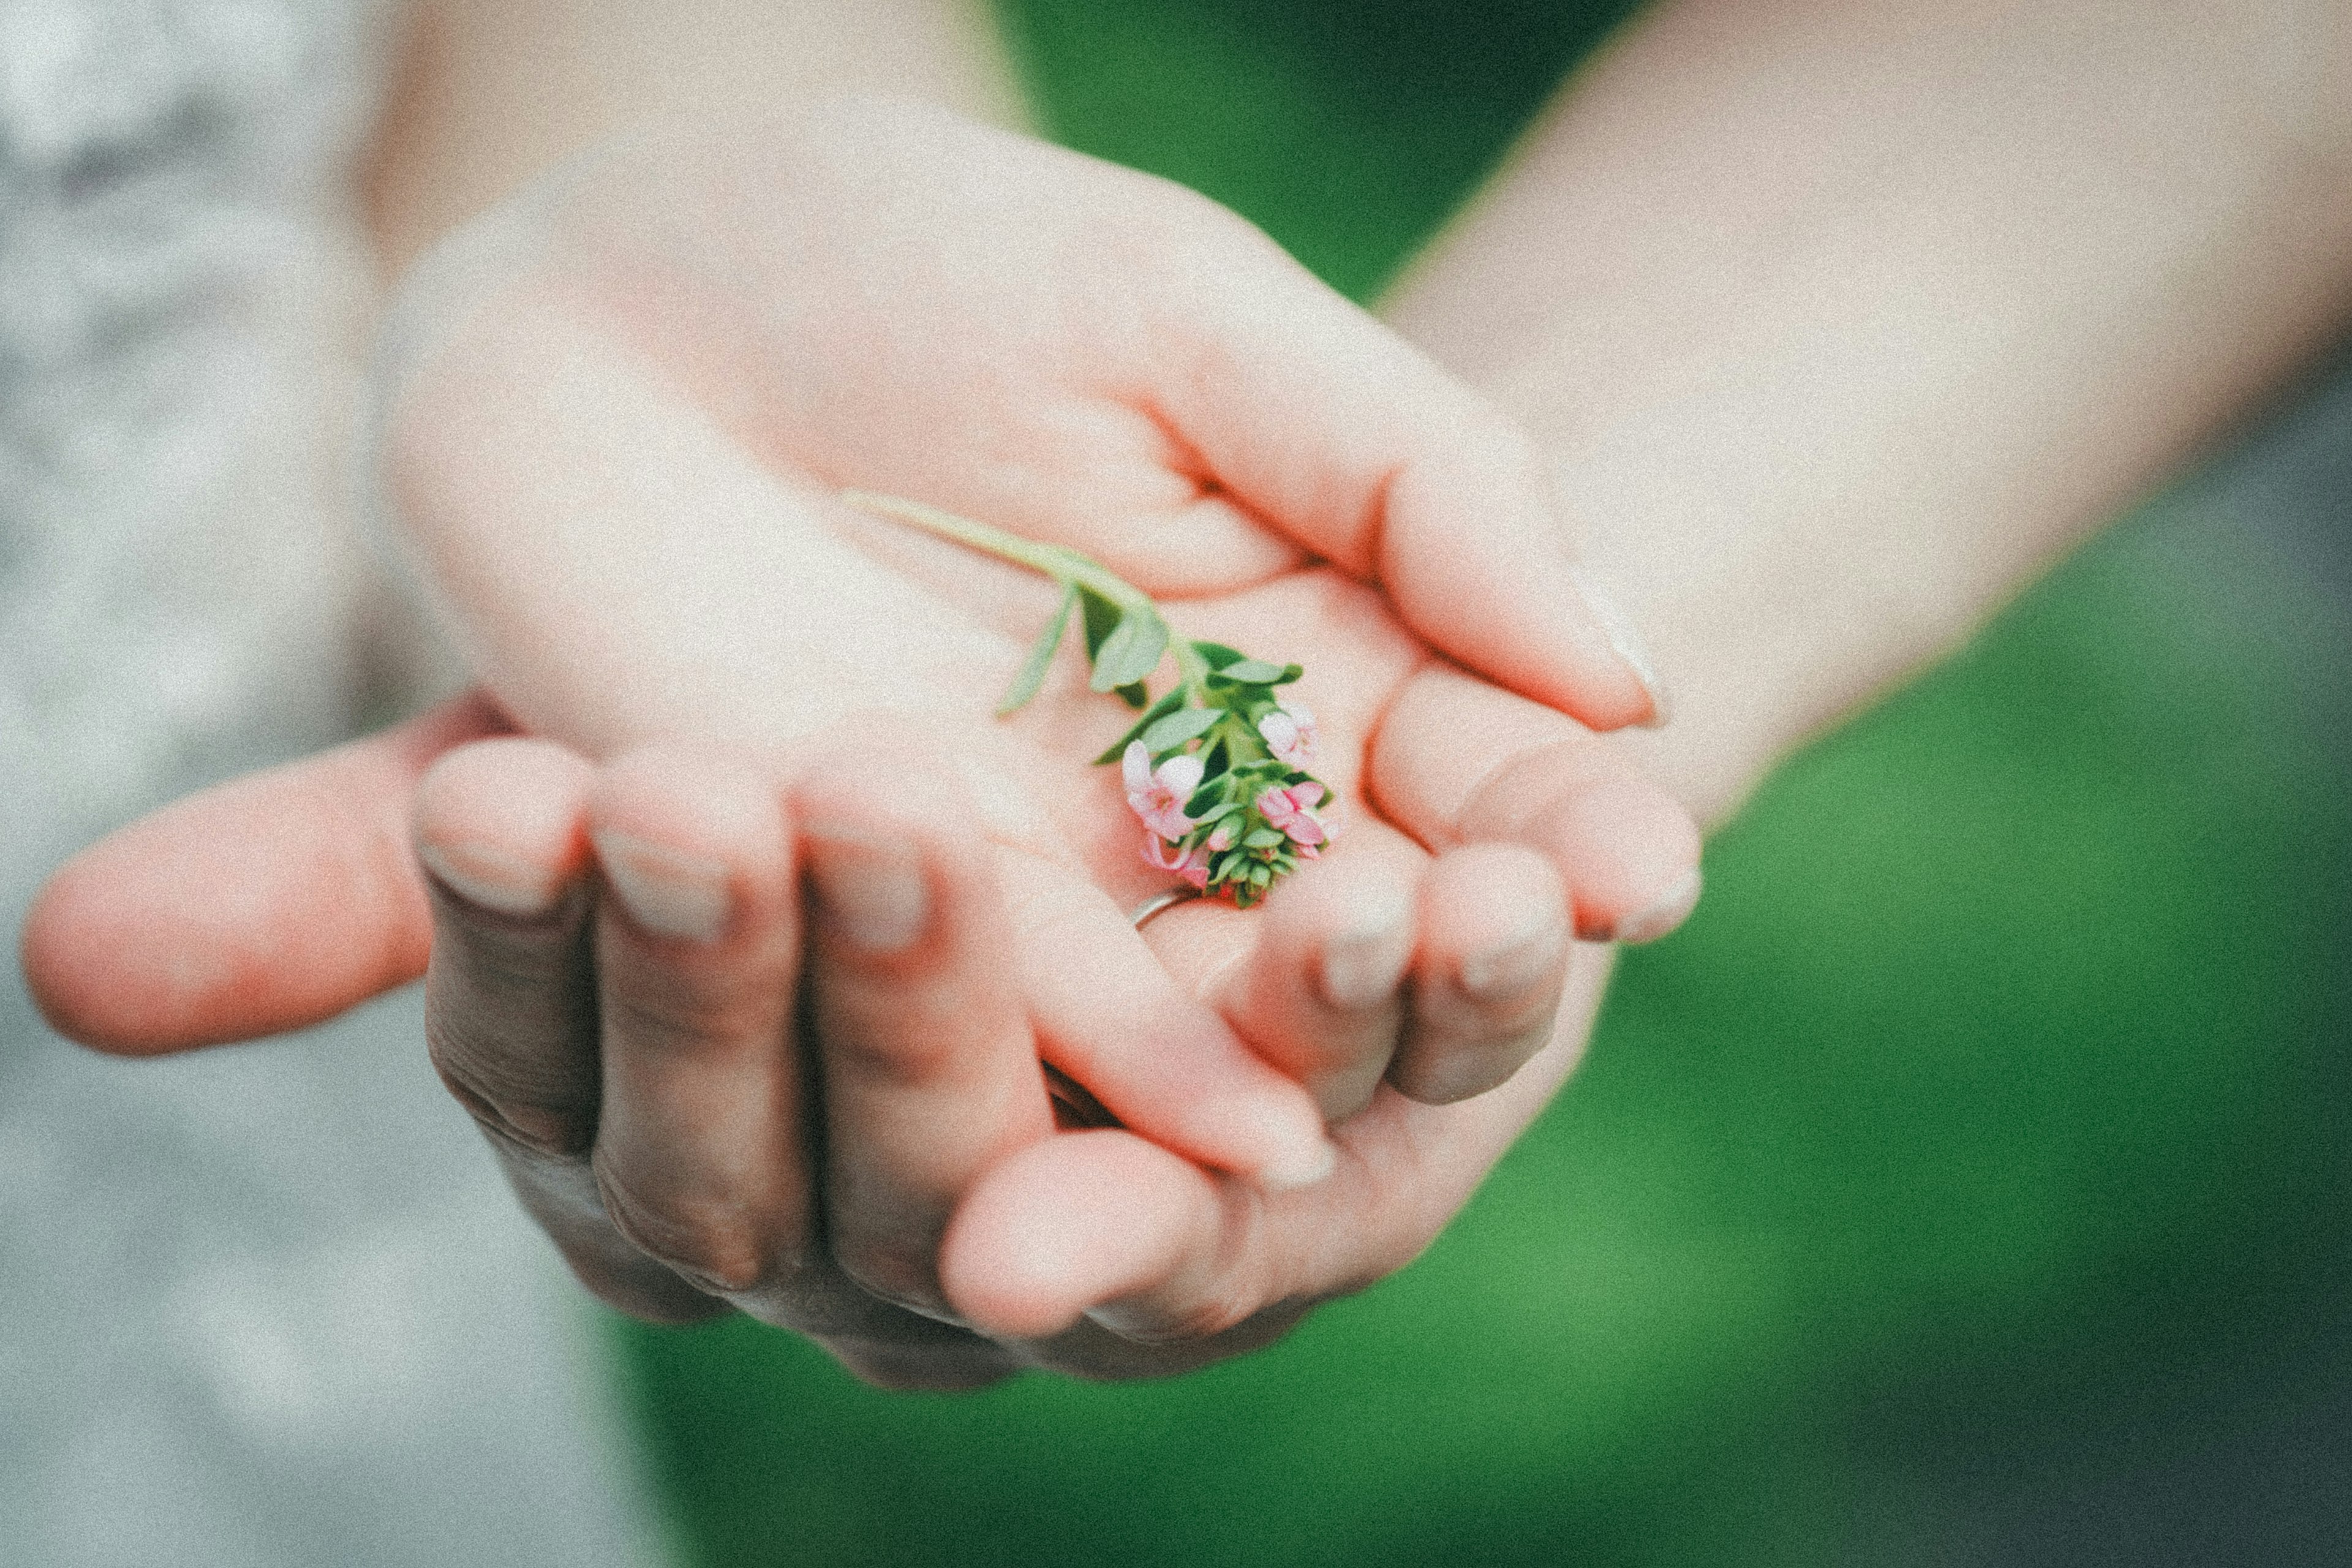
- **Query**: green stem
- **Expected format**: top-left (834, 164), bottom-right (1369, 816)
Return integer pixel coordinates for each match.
top-left (842, 490), bottom-right (1148, 614)
top-left (1171, 637), bottom-right (1214, 706)
top-left (845, 488), bottom-right (1224, 709)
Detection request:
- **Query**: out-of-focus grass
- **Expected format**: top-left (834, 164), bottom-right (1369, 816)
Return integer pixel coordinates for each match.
top-left (609, 4), bottom-right (2352, 1562)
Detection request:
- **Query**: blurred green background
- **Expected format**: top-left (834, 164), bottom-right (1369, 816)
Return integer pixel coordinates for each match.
top-left (609, 3), bottom-right (2352, 1562)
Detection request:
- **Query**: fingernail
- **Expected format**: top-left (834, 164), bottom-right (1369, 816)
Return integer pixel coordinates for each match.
top-left (1572, 568), bottom-right (1672, 728)
top-left (592, 831), bottom-right (729, 943)
top-left (1406, 1052), bottom-right (1517, 1107)
top-left (1615, 867), bottom-right (1702, 946)
top-left (1317, 892), bottom-right (1414, 1009)
top-left (1259, 1135), bottom-right (1339, 1194)
top-left (1460, 920), bottom-right (1564, 1001)
top-left (1219, 1096), bottom-right (1341, 1194)
top-left (417, 839), bottom-right (562, 918)
top-left (803, 827), bottom-right (929, 952)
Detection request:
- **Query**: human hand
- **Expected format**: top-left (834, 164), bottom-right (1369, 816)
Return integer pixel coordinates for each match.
top-left (21, 95), bottom-right (1705, 1386)
top-left (404, 723), bottom-right (1623, 1383)
top-left (23, 685), bottom-right (1637, 1385)
top-left (378, 94), bottom-right (1700, 1126)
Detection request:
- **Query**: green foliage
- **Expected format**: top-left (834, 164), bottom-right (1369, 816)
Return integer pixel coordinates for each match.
top-left (1094, 687), bottom-right (1185, 764)
top-left (1138, 705), bottom-right (1223, 752)
top-left (1087, 608), bottom-right (1170, 693)
top-left (995, 584), bottom-right (1077, 715)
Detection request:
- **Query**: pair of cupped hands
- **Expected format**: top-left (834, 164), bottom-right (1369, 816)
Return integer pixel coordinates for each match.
top-left (31, 99), bottom-right (1700, 1387)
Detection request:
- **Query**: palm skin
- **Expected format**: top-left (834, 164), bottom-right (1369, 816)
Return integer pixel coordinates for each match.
top-left (388, 92), bottom-right (1686, 978)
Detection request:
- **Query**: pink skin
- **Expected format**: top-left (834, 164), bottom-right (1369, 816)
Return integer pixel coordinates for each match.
top-left (25, 102), bottom-right (1708, 1389)
top-left (1257, 700), bottom-right (1316, 771)
top-left (1124, 742), bottom-right (1205, 843)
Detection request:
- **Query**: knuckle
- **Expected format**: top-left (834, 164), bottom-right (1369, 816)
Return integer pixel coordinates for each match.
top-left (593, 1161), bottom-right (775, 1297)
top-left (424, 1022), bottom-right (590, 1159)
top-left (598, 952), bottom-right (793, 1058)
top-left (813, 992), bottom-right (971, 1085)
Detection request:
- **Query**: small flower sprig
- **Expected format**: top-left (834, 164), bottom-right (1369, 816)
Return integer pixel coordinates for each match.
top-left (842, 491), bottom-right (1336, 908)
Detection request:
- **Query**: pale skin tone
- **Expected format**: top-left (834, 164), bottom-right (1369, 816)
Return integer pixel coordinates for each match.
top-left (24, 0), bottom-right (2352, 1387)
top-left (366, 93), bottom-right (1705, 1377)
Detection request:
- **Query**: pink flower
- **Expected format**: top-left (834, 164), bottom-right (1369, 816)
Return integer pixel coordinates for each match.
top-left (1256, 782), bottom-right (1331, 854)
top-left (1205, 818), bottom-right (1237, 853)
top-left (1140, 829), bottom-right (1212, 890)
top-left (1257, 699), bottom-right (1317, 770)
top-left (1124, 741), bottom-right (1204, 842)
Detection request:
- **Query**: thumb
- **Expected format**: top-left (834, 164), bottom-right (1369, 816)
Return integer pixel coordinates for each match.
top-left (20, 692), bottom-right (508, 1055)
top-left (1152, 224), bottom-right (1664, 731)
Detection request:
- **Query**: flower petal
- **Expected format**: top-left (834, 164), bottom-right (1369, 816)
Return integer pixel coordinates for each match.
top-left (1157, 752), bottom-right (1205, 799)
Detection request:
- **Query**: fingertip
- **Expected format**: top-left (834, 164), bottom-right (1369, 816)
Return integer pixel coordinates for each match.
top-left (940, 1132), bottom-right (1208, 1341)
top-left (1017, 875), bottom-right (1339, 1191)
top-left (1161, 1068), bottom-right (1338, 1196)
top-left (20, 851), bottom-right (162, 1054)
top-left (586, 743), bottom-right (794, 945)
top-left (1388, 843), bottom-right (1570, 1105)
top-left (1381, 428), bottom-right (1661, 733)
top-left (1271, 853), bottom-right (1419, 1014)
top-left (414, 737), bottom-right (596, 918)
top-left (1520, 771), bottom-right (1703, 943)
top-left (793, 740), bottom-right (978, 959)
top-left (791, 724), bottom-right (974, 846)
top-left (19, 697), bottom-right (498, 1052)
top-left (1616, 866), bottom-right (1703, 946)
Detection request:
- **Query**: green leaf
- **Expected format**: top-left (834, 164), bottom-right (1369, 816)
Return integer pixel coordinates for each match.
top-left (1140, 705), bottom-right (1223, 755)
top-left (1079, 586), bottom-right (1123, 661)
top-left (1183, 780), bottom-right (1232, 818)
top-left (1242, 827), bottom-right (1286, 850)
top-left (995, 584), bottom-right (1076, 716)
top-left (1090, 609), bottom-right (1171, 692)
top-left (1190, 641), bottom-right (1249, 671)
top-left (1092, 686), bottom-right (1185, 765)
top-left (1215, 658), bottom-right (1286, 685)
top-left (1115, 681), bottom-right (1150, 709)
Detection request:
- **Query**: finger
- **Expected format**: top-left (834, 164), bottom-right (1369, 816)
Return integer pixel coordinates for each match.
top-left (1180, 843), bottom-right (1420, 1123)
top-left (793, 745), bottom-right (1056, 1317)
top-left (1147, 224), bottom-right (1664, 731)
top-left (941, 1128), bottom-right (1370, 1349)
top-left (23, 692), bottom-right (507, 1054)
top-left (945, 947), bottom-right (1614, 1353)
top-left (940, 1130), bottom-right (1240, 1343)
top-left (1390, 843), bottom-right (1570, 1104)
top-left (1368, 665), bottom-right (1703, 943)
top-left (585, 745), bottom-right (817, 1311)
top-left (416, 736), bottom-right (728, 1325)
top-left (415, 737), bottom-right (601, 1152)
top-left (1007, 864), bottom-right (1340, 1194)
